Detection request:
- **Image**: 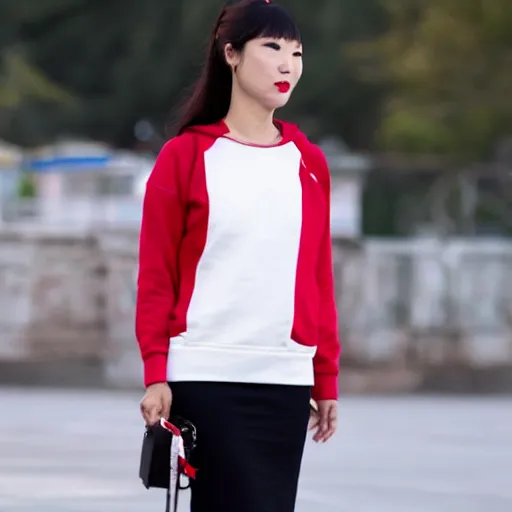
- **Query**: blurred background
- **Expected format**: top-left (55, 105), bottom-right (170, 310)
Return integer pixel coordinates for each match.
top-left (0, 1), bottom-right (511, 511)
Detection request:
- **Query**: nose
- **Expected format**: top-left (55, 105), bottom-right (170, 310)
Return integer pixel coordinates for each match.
top-left (278, 58), bottom-right (292, 75)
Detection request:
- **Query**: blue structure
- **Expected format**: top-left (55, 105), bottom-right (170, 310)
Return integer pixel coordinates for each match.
top-left (24, 155), bottom-right (111, 172)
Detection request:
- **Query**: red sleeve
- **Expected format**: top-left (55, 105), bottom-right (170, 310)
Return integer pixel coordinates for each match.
top-left (311, 146), bottom-right (341, 401)
top-left (135, 137), bottom-right (190, 388)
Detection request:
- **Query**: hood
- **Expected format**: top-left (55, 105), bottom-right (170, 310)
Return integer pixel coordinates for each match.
top-left (182, 119), bottom-right (303, 147)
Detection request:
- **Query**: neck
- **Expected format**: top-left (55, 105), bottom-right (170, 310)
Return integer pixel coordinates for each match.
top-left (224, 84), bottom-right (280, 145)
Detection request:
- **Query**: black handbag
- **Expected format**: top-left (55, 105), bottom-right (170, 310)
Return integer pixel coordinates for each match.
top-left (139, 416), bottom-right (197, 512)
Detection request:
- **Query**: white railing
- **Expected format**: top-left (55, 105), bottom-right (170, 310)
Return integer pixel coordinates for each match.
top-left (0, 196), bottom-right (144, 227)
top-left (334, 236), bottom-right (512, 364)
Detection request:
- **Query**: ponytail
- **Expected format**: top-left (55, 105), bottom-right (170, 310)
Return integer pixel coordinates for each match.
top-left (174, 9), bottom-right (232, 135)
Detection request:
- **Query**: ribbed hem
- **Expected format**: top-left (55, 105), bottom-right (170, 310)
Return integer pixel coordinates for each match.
top-left (311, 373), bottom-right (339, 400)
top-left (167, 344), bottom-right (315, 387)
top-left (143, 353), bottom-right (168, 388)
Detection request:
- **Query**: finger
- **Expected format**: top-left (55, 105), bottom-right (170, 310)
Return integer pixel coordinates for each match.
top-left (162, 397), bottom-right (172, 421)
top-left (313, 420), bottom-right (323, 441)
top-left (313, 425), bottom-right (324, 442)
top-left (323, 406), bottom-right (338, 442)
top-left (320, 410), bottom-right (328, 434)
top-left (308, 414), bottom-right (319, 431)
top-left (146, 402), bottom-right (162, 426)
top-left (140, 401), bottom-right (151, 424)
top-left (314, 410), bottom-right (328, 442)
top-left (147, 409), bottom-right (160, 426)
top-left (141, 407), bottom-right (151, 425)
top-left (322, 405), bottom-right (337, 442)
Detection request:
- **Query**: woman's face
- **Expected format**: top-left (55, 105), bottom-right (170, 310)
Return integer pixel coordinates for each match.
top-left (225, 37), bottom-right (303, 110)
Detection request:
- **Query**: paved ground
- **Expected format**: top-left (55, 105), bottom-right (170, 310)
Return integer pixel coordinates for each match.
top-left (0, 388), bottom-right (510, 512)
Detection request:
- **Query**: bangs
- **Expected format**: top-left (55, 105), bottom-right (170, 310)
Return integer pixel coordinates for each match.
top-left (239, 4), bottom-right (301, 44)
top-left (256, 5), bottom-right (301, 42)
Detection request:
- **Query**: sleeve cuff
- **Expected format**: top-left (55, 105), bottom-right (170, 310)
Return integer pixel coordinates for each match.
top-left (312, 373), bottom-right (339, 400)
top-left (143, 353), bottom-right (168, 388)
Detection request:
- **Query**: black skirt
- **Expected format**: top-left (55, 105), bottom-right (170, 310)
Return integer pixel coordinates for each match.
top-left (169, 381), bottom-right (311, 512)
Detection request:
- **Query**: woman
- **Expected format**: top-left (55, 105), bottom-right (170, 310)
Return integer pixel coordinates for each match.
top-left (136, 1), bottom-right (341, 510)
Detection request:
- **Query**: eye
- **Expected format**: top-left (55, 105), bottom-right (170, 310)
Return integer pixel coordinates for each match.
top-left (293, 51), bottom-right (303, 57)
top-left (264, 42), bottom-right (281, 50)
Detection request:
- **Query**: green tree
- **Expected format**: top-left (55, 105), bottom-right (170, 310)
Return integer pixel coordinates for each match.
top-left (279, 0), bottom-right (387, 147)
top-left (349, 0), bottom-right (512, 160)
top-left (0, 48), bottom-right (73, 109)
top-left (14, 0), bottom-right (212, 145)
top-left (0, 0), bottom-right (76, 144)
top-left (6, 0), bottom-right (386, 149)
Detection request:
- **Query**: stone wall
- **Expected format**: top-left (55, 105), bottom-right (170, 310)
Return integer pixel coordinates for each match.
top-left (97, 228), bottom-right (143, 388)
top-left (1, 225), bottom-right (511, 393)
top-left (0, 225), bottom-right (106, 385)
top-left (332, 237), bottom-right (512, 392)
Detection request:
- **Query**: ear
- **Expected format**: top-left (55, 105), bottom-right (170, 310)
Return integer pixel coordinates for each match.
top-left (224, 43), bottom-right (241, 70)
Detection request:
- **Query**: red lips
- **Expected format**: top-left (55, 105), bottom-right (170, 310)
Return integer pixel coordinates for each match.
top-left (275, 81), bottom-right (290, 93)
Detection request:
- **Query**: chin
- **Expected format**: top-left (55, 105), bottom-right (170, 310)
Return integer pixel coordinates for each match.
top-left (265, 95), bottom-right (291, 110)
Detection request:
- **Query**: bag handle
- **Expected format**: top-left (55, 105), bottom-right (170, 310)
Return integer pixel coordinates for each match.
top-left (160, 418), bottom-right (197, 512)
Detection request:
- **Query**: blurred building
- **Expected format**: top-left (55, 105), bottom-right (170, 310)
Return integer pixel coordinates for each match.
top-left (320, 137), bottom-right (371, 240)
top-left (0, 139), bottom-right (22, 197)
top-left (2, 138), bottom-right (154, 226)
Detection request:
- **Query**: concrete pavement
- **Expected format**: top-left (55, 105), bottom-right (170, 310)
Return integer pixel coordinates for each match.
top-left (0, 388), bottom-right (510, 512)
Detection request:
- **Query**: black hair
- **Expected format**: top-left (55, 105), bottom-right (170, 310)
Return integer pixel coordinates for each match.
top-left (174, 0), bottom-right (301, 135)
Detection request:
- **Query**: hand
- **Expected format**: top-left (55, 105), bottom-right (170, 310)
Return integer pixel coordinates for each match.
top-left (140, 382), bottom-right (172, 426)
top-left (309, 399), bottom-right (337, 443)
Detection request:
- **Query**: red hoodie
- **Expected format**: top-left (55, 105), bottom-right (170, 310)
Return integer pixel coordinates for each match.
top-left (135, 119), bottom-right (341, 400)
